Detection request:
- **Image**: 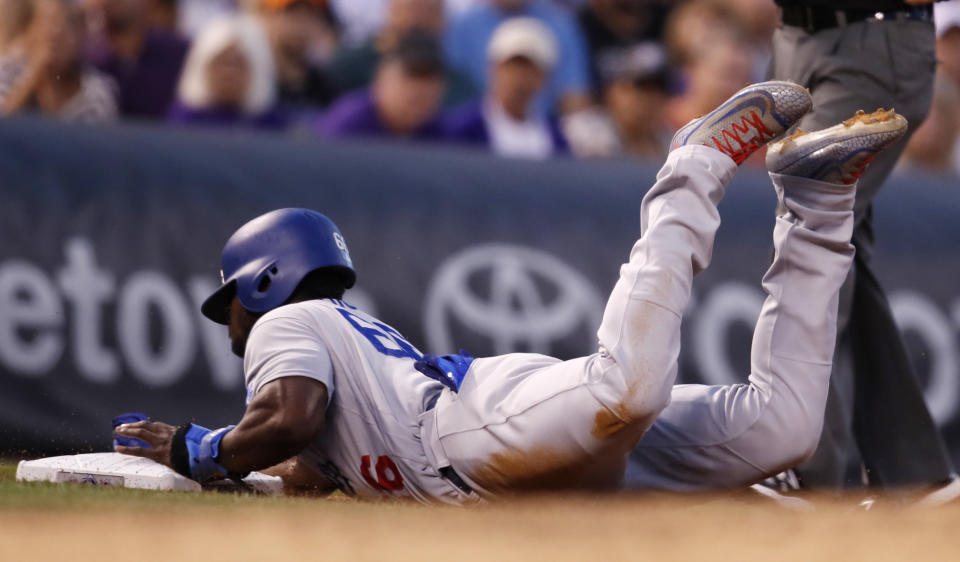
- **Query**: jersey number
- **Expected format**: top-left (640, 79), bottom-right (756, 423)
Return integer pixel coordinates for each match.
top-left (360, 454), bottom-right (404, 492)
top-left (336, 307), bottom-right (421, 361)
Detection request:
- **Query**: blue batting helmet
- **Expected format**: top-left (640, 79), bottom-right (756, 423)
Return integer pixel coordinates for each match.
top-left (200, 208), bottom-right (356, 324)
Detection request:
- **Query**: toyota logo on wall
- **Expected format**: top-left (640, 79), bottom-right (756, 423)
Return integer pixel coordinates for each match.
top-left (423, 244), bottom-right (603, 357)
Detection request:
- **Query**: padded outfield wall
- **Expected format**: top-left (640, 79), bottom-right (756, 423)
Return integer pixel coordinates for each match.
top-left (1, 117), bottom-right (959, 468)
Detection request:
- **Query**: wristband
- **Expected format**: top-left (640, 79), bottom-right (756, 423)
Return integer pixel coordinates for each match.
top-left (170, 422), bottom-right (246, 483)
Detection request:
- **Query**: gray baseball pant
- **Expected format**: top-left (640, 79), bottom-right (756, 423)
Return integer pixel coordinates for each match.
top-left (623, 151), bottom-right (856, 491)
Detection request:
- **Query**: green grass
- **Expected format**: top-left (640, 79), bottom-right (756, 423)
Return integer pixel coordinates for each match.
top-left (0, 462), bottom-right (16, 482)
top-left (0, 461), bottom-right (437, 520)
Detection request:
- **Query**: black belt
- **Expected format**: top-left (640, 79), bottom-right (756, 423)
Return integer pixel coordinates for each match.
top-left (439, 466), bottom-right (474, 495)
top-left (781, 4), bottom-right (934, 33)
top-left (423, 387), bottom-right (473, 495)
top-left (424, 390), bottom-right (474, 495)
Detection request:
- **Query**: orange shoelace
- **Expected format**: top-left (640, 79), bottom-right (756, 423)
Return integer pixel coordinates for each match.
top-left (710, 111), bottom-right (775, 165)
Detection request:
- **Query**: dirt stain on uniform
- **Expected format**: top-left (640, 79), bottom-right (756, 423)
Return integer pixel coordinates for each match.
top-left (472, 400), bottom-right (653, 494)
top-left (477, 289), bottom-right (673, 494)
top-left (471, 446), bottom-right (627, 494)
top-left (592, 289), bottom-right (679, 443)
top-left (591, 402), bottom-right (633, 440)
top-left (591, 375), bottom-right (650, 442)
top-left (471, 448), bottom-right (580, 492)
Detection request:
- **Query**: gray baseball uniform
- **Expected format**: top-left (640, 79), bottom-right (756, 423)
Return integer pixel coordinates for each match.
top-left (622, 159), bottom-right (857, 491)
top-left (240, 144), bottom-right (855, 502)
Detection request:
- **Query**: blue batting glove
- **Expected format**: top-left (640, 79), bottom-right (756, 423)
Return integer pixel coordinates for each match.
top-left (112, 412), bottom-right (151, 449)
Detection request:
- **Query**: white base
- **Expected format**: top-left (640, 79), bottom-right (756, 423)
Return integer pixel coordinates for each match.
top-left (16, 452), bottom-right (283, 495)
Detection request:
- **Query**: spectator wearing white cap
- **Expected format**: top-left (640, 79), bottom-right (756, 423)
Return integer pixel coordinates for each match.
top-left (444, 0), bottom-right (592, 118)
top-left (441, 17), bottom-right (567, 159)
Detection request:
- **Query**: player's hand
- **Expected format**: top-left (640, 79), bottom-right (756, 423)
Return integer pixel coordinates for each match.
top-left (114, 420), bottom-right (178, 468)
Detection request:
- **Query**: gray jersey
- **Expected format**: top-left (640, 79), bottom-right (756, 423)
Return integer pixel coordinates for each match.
top-left (243, 299), bottom-right (461, 503)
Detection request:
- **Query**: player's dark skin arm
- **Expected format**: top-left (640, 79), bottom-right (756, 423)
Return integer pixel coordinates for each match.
top-left (117, 295), bottom-right (337, 494)
top-left (222, 375), bottom-right (329, 471)
top-left (114, 376), bottom-right (328, 475)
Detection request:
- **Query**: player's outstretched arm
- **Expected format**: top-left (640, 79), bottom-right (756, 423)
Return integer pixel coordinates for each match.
top-left (218, 376), bottom-right (328, 473)
top-left (114, 376), bottom-right (327, 478)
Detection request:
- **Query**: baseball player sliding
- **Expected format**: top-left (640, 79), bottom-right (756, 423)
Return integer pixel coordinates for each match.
top-left (114, 80), bottom-right (907, 503)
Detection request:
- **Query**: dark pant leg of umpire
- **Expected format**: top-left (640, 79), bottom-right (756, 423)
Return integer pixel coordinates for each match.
top-left (849, 221), bottom-right (954, 486)
top-left (839, 20), bottom-right (952, 486)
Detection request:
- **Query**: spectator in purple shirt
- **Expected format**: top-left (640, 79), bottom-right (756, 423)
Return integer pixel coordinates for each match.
top-left (84, 0), bottom-right (189, 119)
top-left (318, 30), bottom-right (445, 141)
top-left (167, 15), bottom-right (286, 131)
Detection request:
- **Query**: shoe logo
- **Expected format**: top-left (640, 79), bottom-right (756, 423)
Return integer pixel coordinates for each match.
top-left (423, 244), bottom-right (603, 356)
top-left (842, 155), bottom-right (874, 184)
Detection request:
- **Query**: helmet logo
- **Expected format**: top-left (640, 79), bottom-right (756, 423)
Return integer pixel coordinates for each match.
top-left (333, 232), bottom-right (353, 266)
top-left (219, 269), bottom-right (225, 284)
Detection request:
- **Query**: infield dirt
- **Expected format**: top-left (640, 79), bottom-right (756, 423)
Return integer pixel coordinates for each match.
top-left (2, 483), bottom-right (958, 562)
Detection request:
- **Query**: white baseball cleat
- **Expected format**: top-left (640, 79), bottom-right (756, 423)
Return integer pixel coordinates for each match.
top-left (766, 109), bottom-right (908, 184)
top-left (670, 80), bottom-right (812, 165)
top-left (747, 483), bottom-right (816, 511)
top-left (913, 477), bottom-right (960, 508)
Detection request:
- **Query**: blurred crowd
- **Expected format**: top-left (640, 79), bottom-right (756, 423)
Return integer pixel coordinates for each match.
top-left (0, 0), bottom-right (958, 174)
